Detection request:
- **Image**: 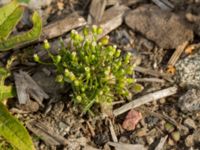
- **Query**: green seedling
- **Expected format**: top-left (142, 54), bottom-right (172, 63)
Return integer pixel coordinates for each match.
top-left (35, 26), bottom-right (143, 113)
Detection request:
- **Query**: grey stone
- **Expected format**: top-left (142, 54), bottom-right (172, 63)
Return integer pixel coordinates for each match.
top-left (125, 4), bottom-right (193, 49)
top-left (178, 89), bottom-right (200, 112)
top-left (175, 49), bottom-right (200, 88)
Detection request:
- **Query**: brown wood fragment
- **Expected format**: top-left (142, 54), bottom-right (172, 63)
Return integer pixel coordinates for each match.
top-left (27, 121), bottom-right (68, 146)
top-left (136, 78), bottom-right (165, 83)
top-left (89, 0), bottom-right (107, 23)
top-left (167, 41), bottom-right (188, 66)
top-left (134, 66), bottom-right (172, 82)
top-left (14, 71), bottom-right (49, 106)
top-left (108, 119), bottom-right (118, 142)
top-left (113, 86), bottom-right (178, 116)
top-left (41, 13), bottom-right (86, 40)
top-left (155, 135), bottom-right (168, 150)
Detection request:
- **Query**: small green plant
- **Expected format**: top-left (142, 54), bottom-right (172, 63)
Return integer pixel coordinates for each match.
top-left (0, 0), bottom-right (42, 51)
top-left (35, 26), bottom-right (143, 113)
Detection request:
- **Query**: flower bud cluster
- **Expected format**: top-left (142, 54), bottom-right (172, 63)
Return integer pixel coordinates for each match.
top-left (35, 26), bottom-right (143, 113)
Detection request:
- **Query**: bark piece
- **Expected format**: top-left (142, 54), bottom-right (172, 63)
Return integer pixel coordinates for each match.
top-left (89, 0), bottom-right (107, 23)
top-left (27, 120), bottom-right (68, 146)
top-left (125, 5), bottom-right (193, 49)
top-left (41, 13), bottom-right (86, 40)
top-left (167, 41), bottom-right (188, 66)
top-left (96, 5), bottom-right (129, 39)
top-left (14, 71), bottom-right (49, 106)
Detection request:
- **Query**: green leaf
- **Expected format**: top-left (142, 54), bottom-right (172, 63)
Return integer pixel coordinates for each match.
top-left (0, 85), bottom-right (15, 102)
top-left (132, 83), bottom-right (144, 93)
top-left (0, 6), bottom-right (24, 40)
top-left (0, 0), bottom-right (19, 26)
top-left (0, 102), bottom-right (35, 150)
top-left (0, 11), bottom-right (42, 51)
top-left (17, 0), bottom-right (31, 4)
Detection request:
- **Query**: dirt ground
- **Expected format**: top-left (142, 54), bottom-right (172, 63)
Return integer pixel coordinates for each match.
top-left (1, 0), bottom-right (200, 150)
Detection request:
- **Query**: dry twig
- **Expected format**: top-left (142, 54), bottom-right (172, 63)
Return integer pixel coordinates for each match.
top-left (113, 86), bottom-right (178, 116)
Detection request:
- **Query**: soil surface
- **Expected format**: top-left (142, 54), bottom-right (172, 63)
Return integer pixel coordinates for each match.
top-left (1, 0), bottom-right (200, 150)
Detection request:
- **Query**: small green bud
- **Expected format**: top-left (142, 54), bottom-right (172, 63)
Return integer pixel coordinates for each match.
top-left (125, 52), bottom-right (132, 64)
top-left (91, 54), bottom-right (95, 60)
top-left (99, 90), bottom-right (103, 95)
top-left (81, 87), bottom-right (85, 92)
top-left (33, 54), bottom-right (40, 62)
top-left (76, 95), bottom-right (82, 103)
top-left (70, 30), bottom-right (77, 39)
top-left (84, 40), bottom-right (90, 50)
top-left (126, 78), bottom-right (134, 84)
top-left (69, 72), bottom-right (76, 81)
top-left (100, 36), bottom-right (109, 45)
top-left (115, 49), bottom-right (121, 57)
top-left (85, 67), bottom-right (90, 72)
top-left (43, 40), bottom-right (50, 50)
top-left (97, 27), bottom-right (103, 35)
top-left (92, 25), bottom-right (97, 34)
top-left (56, 75), bottom-right (63, 83)
top-left (126, 66), bottom-right (134, 74)
top-left (83, 26), bottom-right (89, 36)
top-left (91, 42), bottom-right (96, 52)
top-left (84, 56), bottom-right (89, 64)
top-left (74, 80), bottom-right (80, 86)
top-left (55, 55), bottom-right (61, 64)
top-left (64, 69), bottom-right (70, 77)
top-left (104, 66), bottom-right (111, 75)
top-left (71, 52), bottom-right (77, 61)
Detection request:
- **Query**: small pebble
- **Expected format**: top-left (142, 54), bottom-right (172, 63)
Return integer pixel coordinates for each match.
top-left (185, 134), bottom-right (194, 147)
top-left (184, 118), bottom-right (197, 129)
top-left (171, 131), bottom-right (180, 142)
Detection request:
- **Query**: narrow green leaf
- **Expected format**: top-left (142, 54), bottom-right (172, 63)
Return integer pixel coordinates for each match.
top-left (0, 85), bottom-right (15, 102)
top-left (17, 0), bottom-right (31, 4)
top-left (0, 0), bottom-right (19, 26)
top-left (0, 6), bottom-right (24, 40)
top-left (0, 102), bottom-right (35, 150)
top-left (0, 11), bottom-right (42, 51)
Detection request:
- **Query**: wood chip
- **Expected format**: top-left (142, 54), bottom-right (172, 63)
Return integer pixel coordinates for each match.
top-left (134, 66), bottom-right (172, 82)
top-left (155, 135), bottom-right (168, 150)
top-left (136, 78), bottom-right (165, 83)
top-left (167, 41), bottom-right (188, 66)
top-left (27, 120), bottom-right (68, 146)
top-left (14, 71), bottom-right (49, 106)
top-left (95, 5), bottom-right (129, 39)
top-left (41, 13), bottom-right (86, 40)
top-left (113, 86), bottom-right (178, 116)
top-left (152, 0), bottom-right (174, 11)
top-left (108, 142), bottom-right (147, 150)
top-left (89, 0), bottom-right (107, 23)
top-left (109, 119), bottom-right (118, 142)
